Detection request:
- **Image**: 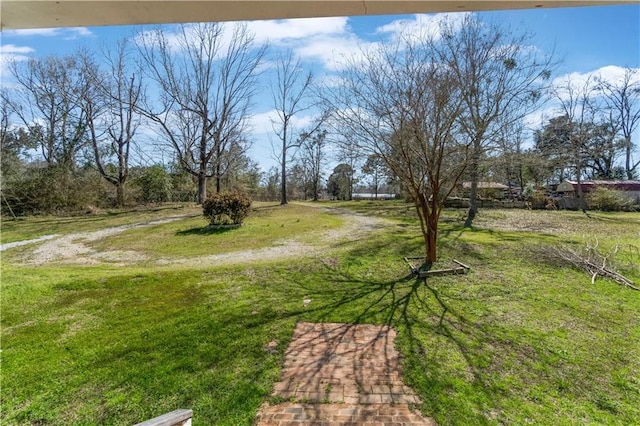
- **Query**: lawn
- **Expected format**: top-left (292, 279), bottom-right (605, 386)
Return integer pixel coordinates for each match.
top-left (1, 202), bottom-right (639, 425)
top-left (0, 203), bottom-right (201, 244)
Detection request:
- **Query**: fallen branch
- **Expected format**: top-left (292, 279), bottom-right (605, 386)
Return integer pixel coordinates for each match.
top-left (531, 242), bottom-right (639, 291)
top-left (403, 257), bottom-right (470, 278)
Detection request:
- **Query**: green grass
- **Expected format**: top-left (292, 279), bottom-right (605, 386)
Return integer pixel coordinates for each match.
top-left (1, 202), bottom-right (639, 425)
top-left (86, 202), bottom-right (344, 259)
top-left (0, 203), bottom-right (201, 244)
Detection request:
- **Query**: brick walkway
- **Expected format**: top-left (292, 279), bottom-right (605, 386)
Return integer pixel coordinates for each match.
top-left (255, 322), bottom-right (436, 425)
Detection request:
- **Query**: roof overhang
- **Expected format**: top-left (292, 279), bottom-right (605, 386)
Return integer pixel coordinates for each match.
top-left (1, 1), bottom-right (635, 31)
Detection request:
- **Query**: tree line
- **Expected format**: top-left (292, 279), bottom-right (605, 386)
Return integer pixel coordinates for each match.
top-left (1, 17), bottom-right (638, 262)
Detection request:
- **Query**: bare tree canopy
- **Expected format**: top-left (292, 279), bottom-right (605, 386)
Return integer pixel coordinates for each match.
top-left (597, 67), bottom-right (640, 179)
top-left (270, 51), bottom-right (314, 205)
top-left (326, 14), bottom-right (554, 263)
top-left (82, 40), bottom-right (145, 206)
top-left (298, 129), bottom-right (328, 201)
top-left (432, 15), bottom-right (555, 225)
top-left (327, 28), bottom-right (468, 263)
top-left (9, 53), bottom-right (92, 169)
top-left (551, 75), bottom-right (605, 212)
top-left (136, 22), bottom-right (266, 204)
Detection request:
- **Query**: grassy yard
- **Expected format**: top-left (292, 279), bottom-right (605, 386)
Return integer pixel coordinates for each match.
top-left (0, 203), bottom-right (201, 244)
top-left (1, 202), bottom-right (639, 425)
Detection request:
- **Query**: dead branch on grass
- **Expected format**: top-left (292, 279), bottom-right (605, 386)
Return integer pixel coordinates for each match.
top-left (531, 241), bottom-right (639, 291)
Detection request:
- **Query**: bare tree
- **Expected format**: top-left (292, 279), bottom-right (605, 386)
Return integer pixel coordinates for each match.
top-left (361, 154), bottom-right (391, 200)
top-left (334, 136), bottom-right (362, 201)
top-left (598, 67), bottom-right (640, 180)
top-left (0, 89), bottom-right (12, 149)
top-left (82, 41), bottom-right (144, 206)
top-left (328, 33), bottom-right (468, 264)
top-left (270, 51), bottom-right (314, 205)
top-left (552, 75), bottom-right (601, 211)
top-left (491, 119), bottom-right (529, 197)
top-left (9, 54), bottom-right (91, 169)
top-left (136, 23), bottom-right (265, 204)
top-left (433, 15), bottom-right (555, 226)
top-left (299, 129), bottom-right (328, 201)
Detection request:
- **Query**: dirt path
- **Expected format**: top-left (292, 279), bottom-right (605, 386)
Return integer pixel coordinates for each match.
top-left (7, 216), bottom-right (191, 265)
top-left (0, 234), bottom-right (59, 252)
top-left (6, 208), bottom-right (388, 267)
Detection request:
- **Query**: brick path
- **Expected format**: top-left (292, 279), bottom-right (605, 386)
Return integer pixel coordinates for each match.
top-left (255, 322), bottom-right (436, 425)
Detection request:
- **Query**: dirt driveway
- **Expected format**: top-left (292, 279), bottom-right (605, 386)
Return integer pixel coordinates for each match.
top-left (3, 208), bottom-right (388, 267)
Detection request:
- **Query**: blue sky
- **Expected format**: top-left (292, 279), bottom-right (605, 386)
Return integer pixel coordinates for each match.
top-left (1, 4), bottom-right (638, 172)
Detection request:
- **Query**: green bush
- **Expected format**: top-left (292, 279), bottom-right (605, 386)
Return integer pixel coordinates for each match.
top-left (203, 190), bottom-right (252, 226)
top-left (135, 165), bottom-right (172, 203)
top-left (528, 190), bottom-right (549, 210)
top-left (587, 187), bottom-right (634, 211)
top-left (170, 171), bottom-right (197, 202)
top-left (1, 165), bottom-right (105, 216)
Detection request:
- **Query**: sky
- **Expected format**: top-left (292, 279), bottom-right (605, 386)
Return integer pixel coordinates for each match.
top-left (1, 3), bottom-right (639, 173)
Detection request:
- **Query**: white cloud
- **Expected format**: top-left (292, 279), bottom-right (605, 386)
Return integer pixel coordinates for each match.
top-left (594, 65), bottom-right (640, 86)
top-left (248, 110), bottom-right (277, 134)
top-left (3, 27), bottom-right (93, 38)
top-left (550, 65), bottom-right (640, 104)
top-left (0, 44), bottom-right (35, 55)
top-left (293, 34), bottom-right (379, 71)
top-left (276, 12), bottom-right (472, 71)
top-left (136, 22), bottom-right (264, 61)
top-left (249, 17), bottom-right (369, 71)
top-left (522, 65), bottom-right (640, 133)
top-left (249, 109), bottom-right (318, 135)
top-left (552, 66), bottom-right (640, 91)
top-left (523, 107), bottom-right (555, 131)
top-left (376, 12), bottom-right (472, 44)
top-left (4, 28), bottom-right (59, 37)
top-left (246, 17), bottom-right (349, 46)
top-left (134, 17), bottom-right (362, 72)
top-left (0, 44), bottom-right (35, 83)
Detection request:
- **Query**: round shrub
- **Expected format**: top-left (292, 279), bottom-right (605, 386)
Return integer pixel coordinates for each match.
top-left (203, 190), bottom-right (252, 226)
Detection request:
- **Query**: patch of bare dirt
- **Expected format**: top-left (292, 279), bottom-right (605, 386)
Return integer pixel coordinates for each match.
top-left (15, 217), bottom-right (188, 265)
top-left (8, 208), bottom-right (389, 267)
top-left (0, 234), bottom-right (59, 252)
top-left (162, 211), bottom-right (388, 268)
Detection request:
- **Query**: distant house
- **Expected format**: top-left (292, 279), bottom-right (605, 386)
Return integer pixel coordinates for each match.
top-left (556, 180), bottom-right (640, 203)
top-left (462, 182), bottom-right (508, 199)
top-left (352, 193), bottom-right (397, 200)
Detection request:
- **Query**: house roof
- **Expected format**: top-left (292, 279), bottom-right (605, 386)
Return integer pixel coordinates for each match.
top-left (462, 182), bottom-right (508, 190)
top-left (560, 180), bottom-right (640, 191)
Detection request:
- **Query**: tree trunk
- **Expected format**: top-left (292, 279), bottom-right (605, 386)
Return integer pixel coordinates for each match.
top-left (425, 213), bottom-right (438, 264)
top-left (280, 127), bottom-right (288, 205)
top-left (280, 150), bottom-right (287, 205)
top-left (374, 174), bottom-right (378, 200)
top-left (465, 142), bottom-right (481, 227)
top-left (312, 179), bottom-right (318, 201)
top-left (197, 173), bottom-right (207, 205)
top-left (416, 193), bottom-right (439, 265)
top-left (116, 184), bottom-right (125, 207)
top-left (465, 168), bottom-right (479, 227)
top-left (626, 138), bottom-right (634, 180)
top-left (216, 161), bottom-right (222, 194)
top-left (575, 166), bottom-right (587, 213)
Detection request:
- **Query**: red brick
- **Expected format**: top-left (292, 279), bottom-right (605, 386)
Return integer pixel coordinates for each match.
top-left (255, 322), bottom-right (437, 426)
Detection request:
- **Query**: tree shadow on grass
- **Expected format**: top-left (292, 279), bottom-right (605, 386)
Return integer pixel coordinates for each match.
top-left (276, 251), bottom-right (547, 424)
top-left (175, 226), bottom-right (237, 236)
